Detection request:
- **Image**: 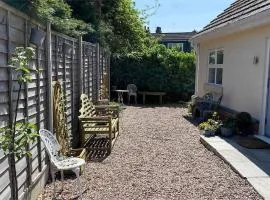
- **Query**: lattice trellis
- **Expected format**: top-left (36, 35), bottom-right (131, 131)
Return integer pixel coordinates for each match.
top-left (53, 81), bottom-right (70, 156)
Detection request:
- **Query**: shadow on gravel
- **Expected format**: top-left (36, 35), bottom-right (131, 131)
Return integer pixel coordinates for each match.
top-left (128, 103), bottom-right (188, 109)
top-left (182, 114), bottom-right (199, 126)
top-left (85, 138), bottom-right (110, 162)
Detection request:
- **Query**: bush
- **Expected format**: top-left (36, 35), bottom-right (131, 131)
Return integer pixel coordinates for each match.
top-left (111, 45), bottom-right (196, 102)
top-left (235, 112), bottom-right (253, 135)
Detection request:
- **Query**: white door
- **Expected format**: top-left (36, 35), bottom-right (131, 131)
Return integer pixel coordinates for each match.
top-left (265, 40), bottom-right (270, 137)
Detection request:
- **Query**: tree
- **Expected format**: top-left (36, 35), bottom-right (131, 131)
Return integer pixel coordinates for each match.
top-left (67, 0), bottom-right (151, 54)
top-left (4, 0), bottom-right (92, 37)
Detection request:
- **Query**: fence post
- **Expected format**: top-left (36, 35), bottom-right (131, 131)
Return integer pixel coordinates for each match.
top-left (46, 23), bottom-right (53, 132)
top-left (78, 36), bottom-right (83, 94)
top-left (95, 43), bottom-right (100, 103)
top-left (6, 10), bottom-right (18, 200)
top-left (107, 52), bottom-right (111, 100)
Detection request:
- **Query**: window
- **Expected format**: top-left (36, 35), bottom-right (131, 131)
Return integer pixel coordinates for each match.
top-left (208, 49), bottom-right (224, 85)
top-left (167, 43), bottom-right (184, 51)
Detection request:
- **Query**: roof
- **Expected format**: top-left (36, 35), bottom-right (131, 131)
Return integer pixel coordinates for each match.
top-left (200, 0), bottom-right (270, 34)
top-left (152, 32), bottom-right (197, 42)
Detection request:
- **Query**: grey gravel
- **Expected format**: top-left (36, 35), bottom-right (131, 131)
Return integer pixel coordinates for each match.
top-left (39, 106), bottom-right (262, 200)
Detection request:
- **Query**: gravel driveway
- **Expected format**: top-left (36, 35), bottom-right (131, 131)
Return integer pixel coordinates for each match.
top-left (39, 106), bottom-right (262, 200)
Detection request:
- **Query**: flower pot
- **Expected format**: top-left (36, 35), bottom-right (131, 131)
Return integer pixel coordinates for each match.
top-left (63, 42), bottom-right (73, 55)
top-left (220, 127), bottom-right (233, 137)
top-left (204, 130), bottom-right (215, 137)
top-left (30, 28), bottom-right (46, 47)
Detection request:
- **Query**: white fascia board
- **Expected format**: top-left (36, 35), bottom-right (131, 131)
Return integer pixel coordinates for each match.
top-left (191, 9), bottom-right (270, 44)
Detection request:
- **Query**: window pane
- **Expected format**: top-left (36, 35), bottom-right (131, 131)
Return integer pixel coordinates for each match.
top-left (209, 52), bottom-right (215, 64)
top-left (216, 68), bottom-right (223, 84)
top-left (208, 68), bottom-right (216, 83)
top-left (217, 50), bottom-right (224, 64)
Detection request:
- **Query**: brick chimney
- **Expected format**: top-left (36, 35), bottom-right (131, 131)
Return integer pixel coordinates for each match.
top-left (156, 26), bottom-right (162, 34)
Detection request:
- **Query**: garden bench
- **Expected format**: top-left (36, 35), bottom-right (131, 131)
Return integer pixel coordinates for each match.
top-left (138, 91), bottom-right (166, 104)
top-left (79, 94), bottom-right (120, 152)
top-left (193, 84), bottom-right (223, 121)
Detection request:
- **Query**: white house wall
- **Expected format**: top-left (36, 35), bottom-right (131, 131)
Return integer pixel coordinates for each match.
top-left (197, 25), bottom-right (270, 121)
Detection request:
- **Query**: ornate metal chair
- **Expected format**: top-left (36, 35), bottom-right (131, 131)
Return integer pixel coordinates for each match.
top-left (39, 129), bottom-right (85, 200)
top-left (127, 84), bottom-right (137, 104)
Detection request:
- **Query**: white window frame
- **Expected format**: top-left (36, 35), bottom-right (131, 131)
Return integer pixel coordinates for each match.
top-left (207, 48), bottom-right (224, 85)
top-left (167, 43), bottom-right (184, 51)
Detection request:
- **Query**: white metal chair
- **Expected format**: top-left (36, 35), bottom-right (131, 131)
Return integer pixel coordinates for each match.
top-left (39, 129), bottom-right (85, 199)
top-left (127, 84), bottom-right (137, 104)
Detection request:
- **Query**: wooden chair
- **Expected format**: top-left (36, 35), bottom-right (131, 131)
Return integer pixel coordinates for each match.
top-left (79, 94), bottom-right (120, 152)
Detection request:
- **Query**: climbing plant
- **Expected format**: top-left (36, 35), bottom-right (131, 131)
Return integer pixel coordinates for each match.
top-left (0, 47), bottom-right (40, 200)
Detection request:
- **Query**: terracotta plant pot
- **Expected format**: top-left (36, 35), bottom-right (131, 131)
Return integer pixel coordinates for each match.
top-left (30, 28), bottom-right (46, 47)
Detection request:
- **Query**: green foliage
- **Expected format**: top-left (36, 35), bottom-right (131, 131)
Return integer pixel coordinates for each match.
top-left (4, 0), bottom-right (91, 37)
top-left (222, 117), bottom-right (236, 129)
top-left (199, 119), bottom-right (220, 132)
top-left (10, 47), bottom-right (37, 83)
top-left (33, 0), bottom-right (92, 36)
top-left (235, 112), bottom-right (253, 135)
top-left (111, 45), bottom-right (196, 101)
top-left (0, 123), bottom-right (39, 159)
top-left (0, 47), bottom-right (39, 159)
top-left (68, 0), bottom-right (150, 53)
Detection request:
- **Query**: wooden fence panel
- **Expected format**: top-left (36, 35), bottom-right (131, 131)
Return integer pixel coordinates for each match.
top-left (0, 2), bottom-right (111, 199)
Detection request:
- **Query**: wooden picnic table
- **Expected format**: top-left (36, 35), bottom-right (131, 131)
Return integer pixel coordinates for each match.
top-left (138, 91), bottom-right (166, 104)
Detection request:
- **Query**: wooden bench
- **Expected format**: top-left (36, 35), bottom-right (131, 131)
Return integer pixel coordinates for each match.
top-left (138, 91), bottom-right (166, 104)
top-left (79, 94), bottom-right (120, 152)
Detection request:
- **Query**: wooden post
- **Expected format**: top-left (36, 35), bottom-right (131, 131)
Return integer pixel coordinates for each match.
top-left (96, 43), bottom-right (100, 103)
top-left (91, 48), bottom-right (95, 99)
top-left (36, 26), bottom-right (42, 172)
top-left (55, 36), bottom-right (58, 80)
top-left (6, 10), bottom-right (18, 200)
top-left (88, 50), bottom-right (91, 96)
top-left (107, 52), bottom-right (111, 100)
top-left (71, 41), bottom-right (75, 141)
top-left (63, 40), bottom-right (67, 107)
top-left (24, 20), bottom-right (32, 187)
top-left (46, 23), bottom-right (53, 132)
top-left (78, 36), bottom-right (83, 95)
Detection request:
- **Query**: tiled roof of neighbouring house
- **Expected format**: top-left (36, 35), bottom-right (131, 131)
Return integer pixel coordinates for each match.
top-left (152, 31), bottom-right (197, 42)
top-left (200, 0), bottom-right (270, 34)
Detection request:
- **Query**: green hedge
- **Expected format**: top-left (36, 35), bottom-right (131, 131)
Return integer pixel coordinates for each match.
top-left (111, 45), bottom-right (196, 102)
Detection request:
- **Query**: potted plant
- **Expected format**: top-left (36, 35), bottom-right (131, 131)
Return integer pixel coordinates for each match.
top-left (220, 117), bottom-right (235, 137)
top-left (30, 27), bottom-right (46, 47)
top-left (235, 112), bottom-right (253, 135)
top-left (199, 119), bottom-right (220, 137)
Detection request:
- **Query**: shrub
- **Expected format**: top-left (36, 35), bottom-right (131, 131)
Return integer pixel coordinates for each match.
top-left (111, 45), bottom-right (196, 102)
top-left (235, 112), bottom-right (253, 135)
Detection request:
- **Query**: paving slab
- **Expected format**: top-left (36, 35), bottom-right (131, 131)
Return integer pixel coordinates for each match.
top-left (248, 177), bottom-right (270, 200)
top-left (200, 135), bottom-right (270, 199)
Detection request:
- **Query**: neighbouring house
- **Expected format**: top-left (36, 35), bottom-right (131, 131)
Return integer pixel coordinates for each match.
top-left (191, 0), bottom-right (270, 140)
top-left (152, 27), bottom-right (196, 52)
